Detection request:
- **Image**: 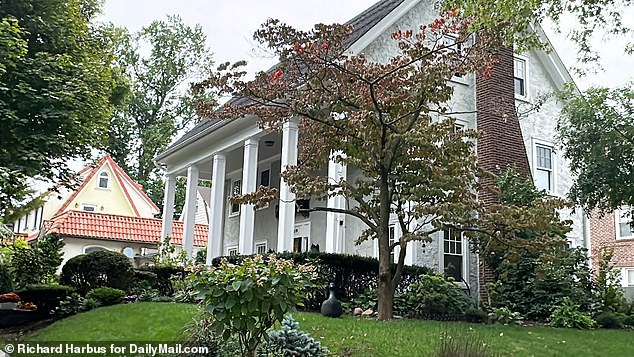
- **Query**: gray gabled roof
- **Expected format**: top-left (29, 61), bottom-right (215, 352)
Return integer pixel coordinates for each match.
top-left (157, 0), bottom-right (406, 161)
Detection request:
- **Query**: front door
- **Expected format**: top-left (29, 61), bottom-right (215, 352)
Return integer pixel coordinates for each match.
top-left (293, 222), bottom-right (310, 253)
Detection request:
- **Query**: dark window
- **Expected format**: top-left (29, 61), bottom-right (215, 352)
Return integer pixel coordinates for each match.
top-left (443, 229), bottom-right (463, 282)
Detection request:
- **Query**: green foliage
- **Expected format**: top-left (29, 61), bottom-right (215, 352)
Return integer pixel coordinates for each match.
top-left (10, 235), bottom-right (64, 289)
top-left (171, 273), bottom-right (197, 303)
top-left (183, 313), bottom-right (241, 357)
top-left (0, 263), bottom-right (13, 294)
top-left (193, 255), bottom-right (317, 357)
top-left (54, 292), bottom-right (99, 318)
top-left (622, 314), bottom-right (634, 327)
top-left (153, 235), bottom-right (191, 268)
top-left (17, 284), bottom-right (74, 316)
top-left (259, 315), bottom-right (328, 357)
top-left (464, 307), bottom-right (489, 324)
top-left (595, 311), bottom-right (623, 329)
top-left (593, 248), bottom-right (626, 314)
top-left (487, 307), bottom-right (523, 325)
top-left (407, 274), bottom-right (473, 317)
top-left (86, 287), bottom-right (126, 306)
top-left (435, 330), bottom-right (496, 357)
top-left (549, 298), bottom-right (596, 329)
top-left (558, 85), bottom-right (634, 213)
top-left (138, 264), bottom-right (187, 296)
top-left (0, 0), bottom-right (124, 219)
top-left (60, 250), bottom-right (134, 294)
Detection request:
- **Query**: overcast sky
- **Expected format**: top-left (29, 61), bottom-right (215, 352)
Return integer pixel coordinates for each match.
top-left (99, 0), bottom-right (634, 90)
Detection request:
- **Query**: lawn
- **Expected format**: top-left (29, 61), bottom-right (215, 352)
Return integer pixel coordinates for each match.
top-left (19, 302), bottom-right (634, 356)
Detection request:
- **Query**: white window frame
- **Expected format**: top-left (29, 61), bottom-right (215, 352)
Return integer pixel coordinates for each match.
top-left (97, 170), bottom-right (111, 189)
top-left (293, 221), bottom-right (311, 253)
top-left (228, 178), bottom-right (242, 217)
top-left (255, 241), bottom-right (268, 254)
top-left (532, 139), bottom-right (557, 195)
top-left (440, 34), bottom-right (470, 86)
top-left (81, 203), bottom-right (98, 212)
top-left (513, 55), bottom-right (529, 100)
top-left (226, 245), bottom-right (239, 256)
top-left (83, 245), bottom-right (108, 254)
top-left (620, 267), bottom-right (634, 287)
top-left (615, 207), bottom-right (634, 240)
top-left (439, 229), bottom-right (468, 284)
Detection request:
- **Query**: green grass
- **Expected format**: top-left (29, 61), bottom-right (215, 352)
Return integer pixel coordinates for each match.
top-left (26, 303), bottom-right (198, 342)
top-left (16, 303), bottom-right (634, 356)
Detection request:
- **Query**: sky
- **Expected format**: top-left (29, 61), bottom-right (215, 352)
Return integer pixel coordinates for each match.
top-left (99, 0), bottom-right (634, 90)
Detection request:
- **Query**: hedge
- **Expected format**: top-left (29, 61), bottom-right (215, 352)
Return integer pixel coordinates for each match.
top-left (60, 250), bottom-right (134, 295)
top-left (16, 284), bottom-right (74, 316)
top-left (0, 263), bottom-right (13, 294)
top-left (136, 266), bottom-right (186, 296)
top-left (211, 252), bottom-right (433, 311)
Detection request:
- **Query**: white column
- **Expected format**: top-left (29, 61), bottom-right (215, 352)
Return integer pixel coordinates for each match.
top-left (239, 138), bottom-right (259, 255)
top-left (160, 174), bottom-right (176, 242)
top-left (326, 152), bottom-right (347, 253)
top-left (277, 117), bottom-right (299, 252)
top-left (207, 153), bottom-right (226, 265)
top-left (181, 165), bottom-right (199, 257)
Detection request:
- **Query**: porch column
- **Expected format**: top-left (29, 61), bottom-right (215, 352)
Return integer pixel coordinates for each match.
top-left (326, 151), bottom-right (347, 253)
top-left (207, 153), bottom-right (226, 265)
top-left (160, 174), bottom-right (176, 243)
top-left (182, 164), bottom-right (199, 257)
top-left (239, 138), bottom-right (259, 255)
top-left (277, 117), bottom-right (299, 252)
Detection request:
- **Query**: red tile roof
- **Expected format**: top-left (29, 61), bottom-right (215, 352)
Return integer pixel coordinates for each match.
top-left (40, 210), bottom-right (207, 247)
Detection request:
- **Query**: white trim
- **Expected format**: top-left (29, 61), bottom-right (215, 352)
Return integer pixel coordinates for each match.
top-left (83, 245), bottom-right (108, 254)
top-left (620, 267), bottom-right (634, 287)
top-left (439, 229), bottom-right (468, 283)
top-left (615, 207), bottom-right (634, 240)
top-left (531, 138), bottom-right (558, 196)
top-left (513, 54), bottom-right (530, 101)
top-left (228, 178), bottom-right (242, 217)
top-left (81, 203), bottom-right (98, 212)
top-left (96, 170), bottom-right (111, 189)
top-left (255, 240), bottom-right (268, 254)
top-left (226, 245), bottom-right (239, 256)
top-left (293, 221), bottom-right (311, 253)
top-left (256, 163), bottom-right (272, 211)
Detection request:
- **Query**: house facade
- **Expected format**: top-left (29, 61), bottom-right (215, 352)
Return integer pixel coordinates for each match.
top-left (155, 0), bottom-right (587, 298)
top-left (12, 155), bottom-right (206, 267)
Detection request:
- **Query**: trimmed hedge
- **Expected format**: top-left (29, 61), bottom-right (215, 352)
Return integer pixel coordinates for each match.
top-left (0, 263), bottom-right (13, 294)
top-left (137, 266), bottom-right (186, 296)
top-left (86, 287), bottom-right (126, 306)
top-left (211, 252), bottom-right (433, 311)
top-left (16, 284), bottom-right (74, 316)
top-left (60, 250), bottom-right (134, 295)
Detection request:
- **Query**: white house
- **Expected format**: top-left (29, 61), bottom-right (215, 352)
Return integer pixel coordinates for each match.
top-left (155, 0), bottom-right (586, 297)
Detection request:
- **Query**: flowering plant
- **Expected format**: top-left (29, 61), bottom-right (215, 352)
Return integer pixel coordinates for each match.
top-left (0, 292), bottom-right (20, 303)
top-left (17, 302), bottom-right (37, 311)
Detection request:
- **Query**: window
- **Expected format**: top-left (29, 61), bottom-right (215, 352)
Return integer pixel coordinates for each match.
top-left (260, 169), bottom-right (271, 187)
top-left (389, 225), bottom-right (396, 263)
top-left (84, 246), bottom-right (107, 254)
top-left (81, 204), bottom-right (97, 212)
top-left (227, 246), bottom-right (238, 256)
top-left (616, 208), bottom-right (634, 240)
top-left (98, 171), bottom-right (110, 189)
top-left (293, 222), bottom-right (310, 253)
top-left (535, 144), bottom-right (554, 192)
top-left (443, 229), bottom-right (464, 282)
top-left (255, 242), bottom-right (267, 254)
top-left (627, 269), bottom-right (634, 287)
top-left (229, 179), bottom-right (241, 215)
top-left (514, 57), bottom-right (527, 97)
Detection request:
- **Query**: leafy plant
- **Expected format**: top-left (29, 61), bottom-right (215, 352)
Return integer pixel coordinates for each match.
top-left (549, 297), bottom-right (596, 329)
top-left (60, 250), bottom-right (134, 294)
top-left (595, 311), bottom-right (623, 329)
top-left (259, 315), bottom-right (328, 357)
top-left (193, 255), bottom-right (317, 357)
top-left (593, 248), bottom-right (626, 314)
top-left (183, 313), bottom-right (241, 357)
top-left (465, 307), bottom-right (489, 324)
top-left (153, 235), bottom-right (191, 268)
top-left (86, 287), bottom-right (126, 306)
top-left (407, 274), bottom-right (473, 317)
top-left (54, 293), bottom-right (99, 318)
top-left (487, 307), bottom-right (523, 325)
top-left (16, 284), bottom-right (74, 316)
top-left (0, 262), bottom-right (13, 294)
top-left (10, 235), bottom-right (64, 289)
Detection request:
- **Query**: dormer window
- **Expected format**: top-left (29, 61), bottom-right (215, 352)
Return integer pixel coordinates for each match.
top-left (98, 171), bottom-right (109, 189)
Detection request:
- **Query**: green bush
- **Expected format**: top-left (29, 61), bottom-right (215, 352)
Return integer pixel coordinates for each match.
top-left (465, 307), bottom-right (489, 324)
top-left (11, 235), bottom-right (64, 289)
top-left (54, 293), bottom-right (99, 318)
top-left (407, 274), bottom-right (473, 317)
top-left (60, 250), bottom-right (134, 294)
top-left (194, 255), bottom-right (317, 357)
top-left (549, 297), bottom-right (596, 329)
top-left (622, 314), bottom-right (634, 327)
top-left (86, 287), bottom-right (126, 306)
top-left (488, 307), bottom-right (523, 325)
top-left (137, 266), bottom-right (185, 296)
top-left (0, 263), bottom-right (13, 294)
top-left (183, 313), bottom-right (241, 357)
top-left (259, 315), bottom-right (328, 357)
top-left (596, 311), bottom-right (623, 329)
top-left (16, 284), bottom-right (74, 316)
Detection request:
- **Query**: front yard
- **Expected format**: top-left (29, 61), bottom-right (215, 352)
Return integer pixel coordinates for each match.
top-left (9, 302), bottom-right (633, 356)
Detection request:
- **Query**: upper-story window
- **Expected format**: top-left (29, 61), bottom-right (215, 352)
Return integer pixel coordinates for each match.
top-left (82, 204), bottom-right (97, 212)
top-left (514, 57), bottom-right (527, 97)
top-left (98, 171), bottom-right (110, 189)
top-left (535, 144), bottom-right (554, 192)
top-left (229, 179), bottom-right (242, 216)
top-left (616, 208), bottom-right (634, 240)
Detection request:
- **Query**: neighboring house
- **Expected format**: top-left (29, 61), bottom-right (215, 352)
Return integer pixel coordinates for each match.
top-left (155, 0), bottom-right (587, 298)
top-left (590, 210), bottom-right (634, 299)
top-left (11, 154), bottom-right (207, 267)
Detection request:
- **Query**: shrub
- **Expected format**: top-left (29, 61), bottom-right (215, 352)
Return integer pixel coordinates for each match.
top-left (16, 284), bottom-right (74, 316)
top-left (596, 311), bottom-right (623, 329)
top-left (137, 265), bottom-right (186, 296)
top-left (11, 235), bottom-right (64, 289)
top-left (172, 273), bottom-right (197, 303)
top-left (549, 298), bottom-right (596, 329)
top-left (259, 315), bottom-right (328, 357)
top-left (593, 248), bottom-right (626, 314)
top-left (60, 250), bottom-right (134, 294)
top-left (86, 287), bottom-right (126, 306)
top-left (465, 307), bottom-right (489, 324)
top-left (133, 270), bottom-right (158, 288)
top-left (183, 313), bottom-right (241, 357)
top-left (622, 314), bottom-right (634, 327)
top-left (407, 274), bottom-right (473, 317)
top-left (0, 263), bottom-right (13, 294)
top-left (55, 293), bottom-right (99, 318)
top-left (194, 255), bottom-right (317, 357)
top-left (211, 252), bottom-right (432, 311)
top-left (0, 292), bottom-right (20, 303)
top-left (487, 307), bottom-right (523, 325)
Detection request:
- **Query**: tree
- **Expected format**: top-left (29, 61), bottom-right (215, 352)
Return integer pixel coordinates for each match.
top-left (106, 15), bottom-right (215, 212)
top-left (0, 0), bottom-right (123, 220)
top-left (194, 14), bottom-right (566, 319)
top-left (557, 85), bottom-right (634, 214)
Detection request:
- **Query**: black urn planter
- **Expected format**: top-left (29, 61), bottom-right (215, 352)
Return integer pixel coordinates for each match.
top-left (320, 283), bottom-right (343, 318)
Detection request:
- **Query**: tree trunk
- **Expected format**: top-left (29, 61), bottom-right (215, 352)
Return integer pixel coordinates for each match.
top-left (377, 167), bottom-right (394, 320)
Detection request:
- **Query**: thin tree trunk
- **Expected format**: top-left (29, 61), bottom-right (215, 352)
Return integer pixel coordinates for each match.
top-left (377, 169), bottom-right (394, 320)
